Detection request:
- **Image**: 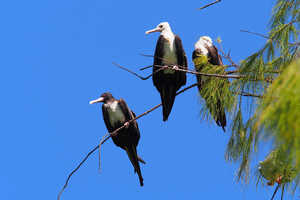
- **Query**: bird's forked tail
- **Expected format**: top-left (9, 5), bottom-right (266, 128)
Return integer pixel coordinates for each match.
top-left (124, 145), bottom-right (144, 186)
top-left (161, 86), bottom-right (177, 121)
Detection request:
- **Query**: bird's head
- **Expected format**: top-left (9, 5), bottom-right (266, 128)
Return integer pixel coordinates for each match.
top-left (89, 92), bottom-right (114, 104)
top-left (145, 22), bottom-right (172, 35)
top-left (200, 36), bottom-right (213, 46)
top-left (194, 36), bottom-right (213, 53)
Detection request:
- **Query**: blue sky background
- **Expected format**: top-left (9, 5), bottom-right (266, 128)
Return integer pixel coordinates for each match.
top-left (1, 0), bottom-right (295, 199)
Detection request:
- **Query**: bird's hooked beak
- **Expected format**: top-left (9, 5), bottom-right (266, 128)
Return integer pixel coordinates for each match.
top-left (89, 97), bottom-right (104, 104)
top-left (145, 27), bottom-right (160, 34)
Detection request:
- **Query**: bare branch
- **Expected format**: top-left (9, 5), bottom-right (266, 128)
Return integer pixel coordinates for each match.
top-left (226, 70), bottom-right (239, 74)
top-left (239, 92), bottom-right (263, 98)
top-left (281, 184), bottom-right (285, 200)
top-left (57, 145), bottom-right (99, 200)
top-left (216, 44), bottom-right (240, 69)
top-left (113, 62), bottom-right (166, 80)
top-left (240, 29), bottom-right (269, 39)
top-left (155, 65), bottom-right (244, 79)
top-left (197, 0), bottom-right (221, 10)
top-left (139, 65), bottom-right (153, 71)
top-left (271, 184), bottom-right (280, 200)
top-left (240, 28), bottom-right (298, 47)
top-left (114, 62), bottom-right (246, 79)
top-left (98, 133), bottom-right (110, 172)
top-left (57, 81), bottom-right (203, 200)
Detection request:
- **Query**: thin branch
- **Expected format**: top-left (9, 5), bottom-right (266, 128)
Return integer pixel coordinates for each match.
top-left (114, 62), bottom-right (246, 79)
top-left (240, 28), bottom-right (298, 46)
top-left (98, 133), bottom-right (110, 172)
top-left (140, 65), bottom-right (153, 71)
top-left (226, 70), bottom-right (239, 74)
top-left (271, 184), bottom-right (280, 200)
top-left (197, 0), bottom-right (221, 10)
top-left (58, 81), bottom-right (202, 200)
top-left (240, 29), bottom-right (269, 39)
top-left (157, 65), bottom-right (245, 79)
top-left (113, 62), bottom-right (167, 80)
top-left (57, 145), bottom-right (99, 200)
top-left (240, 92), bottom-right (263, 98)
top-left (140, 53), bottom-right (153, 58)
top-left (217, 44), bottom-right (240, 69)
top-left (281, 184), bottom-right (285, 200)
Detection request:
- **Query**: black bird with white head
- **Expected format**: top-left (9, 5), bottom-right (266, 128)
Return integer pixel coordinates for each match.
top-left (192, 36), bottom-right (227, 131)
top-left (90, 92), bottom-right (145, 186)
top-left (146, 22), bottom-right (187, 121)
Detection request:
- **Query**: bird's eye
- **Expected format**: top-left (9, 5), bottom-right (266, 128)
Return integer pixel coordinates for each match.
top-left (159, 25), bottom-right (163, 28)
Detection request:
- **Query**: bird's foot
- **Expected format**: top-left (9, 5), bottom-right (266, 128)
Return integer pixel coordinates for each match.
top-left (124, 122), bottom-right (130, 128)
top-left (172, 65), bottom-right (179, 70)
top-left (276, 176), bottom-right (283, 184)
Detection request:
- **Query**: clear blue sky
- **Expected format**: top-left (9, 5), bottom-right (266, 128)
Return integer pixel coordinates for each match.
top-left (1, 0), bottom-right (293, 199)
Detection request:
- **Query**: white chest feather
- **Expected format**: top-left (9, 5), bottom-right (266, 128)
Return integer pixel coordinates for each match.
top-left (162, 36), bottom-right (178, 74)
top-left (105, 101), bottom-right (126, 125)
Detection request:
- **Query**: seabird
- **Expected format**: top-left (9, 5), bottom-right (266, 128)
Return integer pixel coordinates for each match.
top-left (192, 36), bottom-right (227, 131)
top-left (90, 92), bottom-right (145, 186)
top-left (146, 22), bottom-right (187, 121)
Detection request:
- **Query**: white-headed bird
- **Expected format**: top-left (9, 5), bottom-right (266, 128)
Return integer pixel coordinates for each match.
top-left (146, 22), bottom-right (187, 121)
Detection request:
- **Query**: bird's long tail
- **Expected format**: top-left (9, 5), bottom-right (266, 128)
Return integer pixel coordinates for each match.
top-left (161, 86), bottom-right (177, 121)
top-left (215, 100), bottom-right (226, 132)
top-left (125, 145), bottom-right (144, 186)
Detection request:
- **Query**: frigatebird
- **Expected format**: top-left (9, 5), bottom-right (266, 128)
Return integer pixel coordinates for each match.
top-left (90, 92), bottom-right (145, 186)
top-left (192, 36), bottom-right (226, 131)
top-left (146, 22), bottom-right (187, 121)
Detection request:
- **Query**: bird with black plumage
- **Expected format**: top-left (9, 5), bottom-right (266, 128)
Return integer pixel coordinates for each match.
top-left (192, 36), bottom-right (227, 132)
top-left (146, 22), bottom-right (188, 121)
top-left (90, 92), bottom-right (145, 186)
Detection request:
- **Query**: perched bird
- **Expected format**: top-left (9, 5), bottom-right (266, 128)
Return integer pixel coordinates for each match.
top-left (192, 36), bottom-right (227, 131)
top-left (146, 22), bottom-right (187, 121)
top-left (90, 92), bottom-right (145, 186)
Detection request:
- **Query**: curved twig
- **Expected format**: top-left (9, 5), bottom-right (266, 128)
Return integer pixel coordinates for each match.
top-left (57, 145), bottom-right (99, 200)
top-left (197, 0), bottom-right (221, 10)
top-left (57, 81), bottom-right (204, 200)
top-left (98, 133), bottom-right (110, 172)
top-left (113, 62), bottom-right (166, 80)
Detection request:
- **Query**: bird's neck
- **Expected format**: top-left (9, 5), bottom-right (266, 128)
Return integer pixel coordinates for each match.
top-left (161, 29), bottom-right (175, 42)
top-left (104, 99), bottom-right (116, 106)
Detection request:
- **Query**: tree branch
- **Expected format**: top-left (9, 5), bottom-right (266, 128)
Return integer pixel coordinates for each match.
top-left (57, 145), bottom-right (99, 200)
top-left (240, 29), bottom-right (269, 39)
top-left (216, 44), bottom-right (240, 69)
top-left (112, 62), bottom-right (167, 80)
top-left (57, 81), bottom-right (202, 200)
top-left (197, 0), bottom-right (221, 10)
top-left (281, 184), bottom-right (285, 200)
top-left (140, 65), bottom-right (153, 71)
top-left (98, 133), bottom-right (111, 172)
top-left (271, 184), bottom-right (280, 200)
top-left (114, 62), bottom-right (246, 79)
top-left (239, 92), bottom-right (263, 98)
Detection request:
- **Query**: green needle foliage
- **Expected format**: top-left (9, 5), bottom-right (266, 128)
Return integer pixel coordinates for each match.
top-left (221, 0), bottom-right (300, 193)
top-left (193, 55), bottom-right (235, 122)
top-left (255, 59), bottom-right (300, 184)
top-left (258, 149), bottom-right (297, 186)
top-left (190, 0), bottom-right (299, 195)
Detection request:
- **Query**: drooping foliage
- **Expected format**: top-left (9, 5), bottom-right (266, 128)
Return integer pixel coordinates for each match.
top-left (193, 55), bottom-right (235, 123)
top-left (222, 0), bottom-right (300, 193)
